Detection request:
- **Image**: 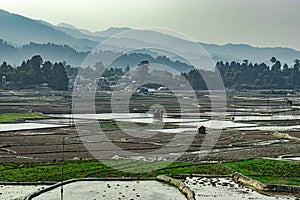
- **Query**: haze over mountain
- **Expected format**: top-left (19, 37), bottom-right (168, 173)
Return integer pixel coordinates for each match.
top-left (0, 40), bottom-right (87, 66)
top-left (55, 22), bottom-right (300, 66)
top-left (201, 43), bottom-right (300, 65)
top-left (0, 9), bottom-right (97, 51)
top-left (0, 9), bottom-right (300, 70)
top-left (57, 23), bottom-right (130, 39)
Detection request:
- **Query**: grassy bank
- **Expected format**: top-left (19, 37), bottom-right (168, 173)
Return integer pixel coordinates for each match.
top-left (224, 158), bottom-right (300, 186)
top-left (0, 160), bottom-right (230, 182)
top-left (0, 112), bottom-right (47, 123)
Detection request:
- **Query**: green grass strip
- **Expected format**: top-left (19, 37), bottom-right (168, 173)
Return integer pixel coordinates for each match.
top-left (223, 158), bottom-right (300, 186)
top-left (0, 112), bottom-right (47, 123)
top-left (0, 160), bottom-right (230, 182)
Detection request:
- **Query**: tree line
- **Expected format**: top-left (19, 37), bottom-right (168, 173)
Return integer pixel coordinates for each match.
top-left (183, 57), bottom-right (300, 90)
top-left (2, 54), bottom-right (300, 91)
top-left (0, 55), bottom-right (70, 90)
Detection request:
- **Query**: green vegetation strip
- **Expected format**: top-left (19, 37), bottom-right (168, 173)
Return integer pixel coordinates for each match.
top-left (0, 158), bottom-right (299, 186)
top-left (0, 160), bottom-right (230, 182)
top-left (0, 112), bottom-right (47, 123)
top-left (224, 158), bottom-right (300, 186)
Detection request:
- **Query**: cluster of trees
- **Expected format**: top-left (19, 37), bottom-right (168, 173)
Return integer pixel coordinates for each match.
top-left (2, 54), bottom-right (300, 91)
top-left (111, 53), bottom-right (193, 73)
top-left (183, 57), bottom-right (300, 90)
top-left (182, 69), bottom-right (208, 90)
top-left (0, 55), bottom-right (70, 90)
top-left (216, 57), bottom-right (300, 89)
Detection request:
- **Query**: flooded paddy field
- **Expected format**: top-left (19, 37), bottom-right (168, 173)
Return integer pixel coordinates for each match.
top-left (0, 114), bottom-right (299, 162)
top-left (0, 184), bottom-right (47, 200)
top-left (0, 90), bottom-right (300, 162)
top-left (1, 176), bottom-right (299, 200)
top-left (0, 90), bottom-right (300, 199)
top-left (28, 180), bottom-right (186, 200)
top-left (184, 177), bottom-right (295, 200)
top-left (0, 177), bottom-right (297, 200)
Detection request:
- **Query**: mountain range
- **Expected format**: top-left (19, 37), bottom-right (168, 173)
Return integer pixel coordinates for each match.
top-left (0, 9), bottom-right (300, 70)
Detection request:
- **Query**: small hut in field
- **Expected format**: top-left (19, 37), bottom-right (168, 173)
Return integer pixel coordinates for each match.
top-left (197, 125), bottom-right (206, 134)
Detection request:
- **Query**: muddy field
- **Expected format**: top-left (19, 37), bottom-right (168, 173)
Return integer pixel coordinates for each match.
top-left (1, 127), bottom-right (299, 163)
top-left (0, 90), bottom-right (300, 163)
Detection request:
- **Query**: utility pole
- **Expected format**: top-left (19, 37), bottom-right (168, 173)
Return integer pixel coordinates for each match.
top-left (267, 95), bottom-right (270, 113)
top-left (234, 98), bottom-right (237, 117)
top-left (61, 136), bottom-right (65, 200)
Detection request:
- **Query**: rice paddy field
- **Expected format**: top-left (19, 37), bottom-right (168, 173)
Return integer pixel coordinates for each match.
top-left (0, 89), bottom-right (299, 199)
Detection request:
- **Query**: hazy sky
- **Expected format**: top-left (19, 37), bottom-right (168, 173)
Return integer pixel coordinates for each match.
top-left (1, 0), bottom-right (300, 50)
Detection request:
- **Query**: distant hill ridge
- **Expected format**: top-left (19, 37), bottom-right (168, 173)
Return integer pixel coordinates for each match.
top-left (0, 9), bottom-right (300, 68)
top-left (0, 40), bottom-right (87, 66)
top-left (0, 9), bottom-right (97, 51)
